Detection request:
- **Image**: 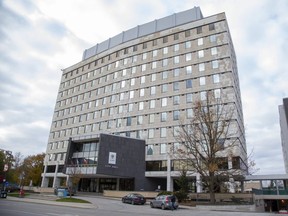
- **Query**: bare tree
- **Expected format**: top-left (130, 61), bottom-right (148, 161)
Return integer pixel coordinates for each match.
top-left (66, 165), bottom-right (82, 198)
top-left (174, 92), bottom-right (251, 203)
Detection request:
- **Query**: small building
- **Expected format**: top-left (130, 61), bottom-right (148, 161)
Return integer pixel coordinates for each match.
top-left (42, 134), bottom-right (157, 192)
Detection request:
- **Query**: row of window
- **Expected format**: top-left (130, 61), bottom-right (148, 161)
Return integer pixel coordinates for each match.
top-left (60, 42), bottom-right (220, 93)
top-left (63, 23), bottom-right (218, 80)
top-left (54, 89), bottom-right (221, 125)
top-left (57, 73), bottom-right (221, 112)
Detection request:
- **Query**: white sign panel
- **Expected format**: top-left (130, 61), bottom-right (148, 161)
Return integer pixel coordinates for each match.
top-left (108, 152), bottom-right (117, 165)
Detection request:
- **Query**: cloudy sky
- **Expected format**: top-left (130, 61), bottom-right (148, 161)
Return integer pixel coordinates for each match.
top-left (1, 0), bottom-right (287, 175)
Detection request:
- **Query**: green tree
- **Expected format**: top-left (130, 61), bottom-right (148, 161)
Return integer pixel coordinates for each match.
top-left (20, 153), bottom-right (45, 186)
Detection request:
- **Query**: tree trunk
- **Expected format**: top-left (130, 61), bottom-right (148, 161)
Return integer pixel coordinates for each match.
top-left (209, 173), bottom-right (216, 204)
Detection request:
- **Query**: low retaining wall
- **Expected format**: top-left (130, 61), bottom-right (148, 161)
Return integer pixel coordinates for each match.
top-left (195, 204), bottom-right (256, 212)
top-left (103, 190), bottom-right (158, 199)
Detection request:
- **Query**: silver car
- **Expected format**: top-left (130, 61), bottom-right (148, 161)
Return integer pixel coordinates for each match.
top-left (150, 195), bottom-right (179, 210)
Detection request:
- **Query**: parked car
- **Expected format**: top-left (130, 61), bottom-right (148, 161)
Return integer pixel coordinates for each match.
top-left (150, 195), bottom-right (179, 210)
top-left (122, 193), bottom-right (146, 205)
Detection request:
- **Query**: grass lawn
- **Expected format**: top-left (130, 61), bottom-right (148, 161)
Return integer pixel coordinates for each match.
top-left (56, 197), bottom-right (91, 203)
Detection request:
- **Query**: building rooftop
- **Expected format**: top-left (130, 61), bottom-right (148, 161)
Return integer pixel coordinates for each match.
top-left (82, 6), bottom-right (203, 60)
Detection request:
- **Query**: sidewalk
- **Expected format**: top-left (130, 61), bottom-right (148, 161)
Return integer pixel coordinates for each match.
top-left (6, 193), bottom-right (97, 209)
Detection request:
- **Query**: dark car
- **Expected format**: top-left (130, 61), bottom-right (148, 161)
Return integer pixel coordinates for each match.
top-left (150, 195), bottom-right (179, 210)
top-left (122, 193), bottom-right (146, 205)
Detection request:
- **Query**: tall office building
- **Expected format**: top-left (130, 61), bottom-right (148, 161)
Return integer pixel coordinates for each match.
top-left (279, 98), bottom-right (288, 173)
top-left (41, 7), bottom-right (247, 192)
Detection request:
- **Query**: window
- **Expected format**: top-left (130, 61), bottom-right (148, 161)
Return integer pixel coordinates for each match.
top-left (139, 102), bottom-right (144, 110)
top-left (162, 84), bottom-right (168, 93)
top-left (209, 23), bottom-right (215, 31)
top-left (121, 80), bottom-right (126, 88)
top-left (152, 50), bottom-right (158, 57)
top-left (128, 103), bottom-right (133, 112)
top-left (130, 78), bottom-right (135, 86)
top-left (160, 144), bottom-right (167, 154)
top-left (211, 47), bottom-right (217, 55)
top-left (200, 77), bottom-right (206, 86)
top-left (198, 38), bottom-right (203, 46)
top-left (162, 59), bottom-right (168, 67)
top-left (212, 60), bottom-right (219, 69)
top-left (147, 145), bottom-right (153, 155)
top-left (187, 108), bottom-right (193, 118)
top-left (152, 61), bottom-right (157, 69)
top-left (173, 95), bottom-right (180, 105)
top-left (173, 82), bottom-right (179, 91)
top-left (133, 45), bottom-right (138, 52)
top-left (174, 33), bottom-right (179, 40)
top-left (129, 90), bottom-right (134, 99)
top-left (132, 55), bottom-right (137, 63)
top-left (137, 115), bottom-right (143, 125)
top-left (149, 114), bottom-right (155, 123)
top-left (150, 86), bottom-right (156, 95)
top-left (185, 30), bottom-right (191, 37)
top-left (174, 68), bottom-right (180, 77)
top-left (213, 74), bottom-right (220, 83)
top-left (126, 117), bottom-right (132, 126)
top-left (200, 91), bottom-right (207, 100)
top-left (173, 110), bottom-right (180, 120)
top-left (186, 93), bottom-right (192, 103)
top-left (151, 73), bottom-right (156, 82)
top-left (186, 53), bottom-right (192, 61)
top-left (163, 47), bottom-right (168, 55)
top-left (185, 41), bottom-right (191, 49)
top-left (198, 50), bottom-right (204, 58)
top-left (150, 99), bottom-right (155, 108)
top-left (210, 35), bottom-right (216, 43)
top-left (161, 112), bottom-right (167, 122)
top-left (214, 89), bottom-right (221, 98)
top-left (120, 92), bottom-right (125, 100)
top-left (142, 52), bottom-right (147, 60)
top-left (132, 66), bottom-right (137, 74)
top-left (141, 64), bottom-right (146, 71)
top-left (140, 88), bottom-right (145, 97)
top-left (163, 36), bottom-right (168, 43)
top-left (148, 129), bottom-right (154, 138)
top-left (186, 79), bottom-right (192, 88)
top-left (174, 56), bottom-right (180, 64)
top-left (162, 71), bottom-right (168, 79)
top-left (186, 65), bottom-right (192, 74)
top-left (118, 105), bottom-right (123, 113)
top-left (174, 44), bottom-right (179, 52)
top-left (160, 127), bottom-right (167, 137)
top-left (153, 39), bottom-right (157, 46)
top-left (140, 76), bottom-right (145, 84)
top-left (197, 26), bottom-right (202, 34)
top-left (161, 98), bottom-right (167, 107)
top-left (143, 42), bottom-right (147, 49)
top-left (199, 63), bottom-right (205, 72)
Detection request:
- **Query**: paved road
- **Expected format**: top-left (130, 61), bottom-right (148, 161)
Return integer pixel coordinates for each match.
top-left (0, 194), bottom-right (277, 216)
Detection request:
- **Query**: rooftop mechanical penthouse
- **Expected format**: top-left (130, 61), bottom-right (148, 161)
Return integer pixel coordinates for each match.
top-left (41, 7), bottom-right (247, 193)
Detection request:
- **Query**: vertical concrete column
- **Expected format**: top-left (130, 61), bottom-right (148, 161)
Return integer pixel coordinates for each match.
top-left (166, 157), bottom-right (172, 191)
top-left (41, 163), bottom-right (48, 187)
top-left (196, 173), bottom-right (202, 193)
top-left (96, 178), bottom-right (99, 193)
top-left (116, 178), bottom-right (120, 190)
top-left (52, 163), bottom-right (59, 188)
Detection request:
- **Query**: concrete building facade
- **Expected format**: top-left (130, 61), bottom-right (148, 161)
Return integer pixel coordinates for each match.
top-left (41, 7), bottom-right (247, 192)
top-left (279, 98), bottom-right (288, 173)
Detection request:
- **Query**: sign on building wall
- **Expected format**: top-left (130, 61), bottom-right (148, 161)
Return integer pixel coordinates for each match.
top-left (108, 152), bottom-right (117, 165)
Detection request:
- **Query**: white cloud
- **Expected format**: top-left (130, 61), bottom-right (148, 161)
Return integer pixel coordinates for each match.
top-left (1, 0), bottom-right (287, 175)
